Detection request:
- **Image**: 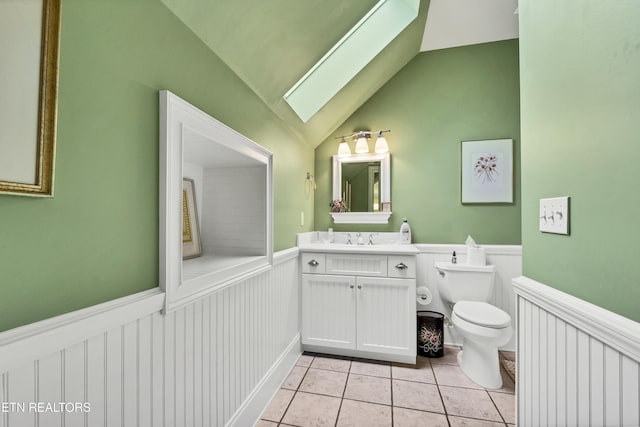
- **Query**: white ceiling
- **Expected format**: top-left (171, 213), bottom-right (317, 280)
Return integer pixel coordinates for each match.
top-left (421, 0), bottom-right (519, 52)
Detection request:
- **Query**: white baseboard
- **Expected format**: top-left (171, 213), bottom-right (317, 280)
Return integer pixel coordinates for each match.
top-left (227, 333), bottom-right (301, 427)
top-left (302, 344), bottom-right (415, 364)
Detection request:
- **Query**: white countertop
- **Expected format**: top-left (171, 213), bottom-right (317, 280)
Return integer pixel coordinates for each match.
top-left (297, 242), bottom-right (419, 255)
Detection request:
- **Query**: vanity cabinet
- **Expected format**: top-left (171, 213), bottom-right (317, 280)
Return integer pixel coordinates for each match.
top-left (301, 251), bottom-right (416, 363)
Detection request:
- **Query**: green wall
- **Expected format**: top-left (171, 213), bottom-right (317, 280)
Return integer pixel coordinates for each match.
top-left (315, 40), bottom-right (521, 244)
top-left (0, 0), bottom-right (314, 332)
top-left (520, 1), bottom-right (640, 321)
top-left (159, 0), bottom-right (430, 146)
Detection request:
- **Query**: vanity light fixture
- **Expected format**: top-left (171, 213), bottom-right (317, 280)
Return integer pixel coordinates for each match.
top-left (335, 130), bottom-right (391, 156)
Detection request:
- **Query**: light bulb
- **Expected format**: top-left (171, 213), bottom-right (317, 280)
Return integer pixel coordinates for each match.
top-left (337, 141), bottom-right (351, 157)
top-left (374, 135), bottom-right (389, 153)
top-left (355, 136), bottom-right (369, 154)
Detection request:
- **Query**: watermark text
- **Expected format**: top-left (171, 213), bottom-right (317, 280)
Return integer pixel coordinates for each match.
top-left (1, 402), bottom-right (91, 413)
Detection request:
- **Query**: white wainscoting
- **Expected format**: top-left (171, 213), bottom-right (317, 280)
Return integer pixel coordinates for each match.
top-left (201, 166), bottom-right (267, 256)
top-left (514, 276), bottom-right (640, 427)
top-left (415, 244), bottom-right (522, 351)
top-left (0, 248), bottom-right (300, 427)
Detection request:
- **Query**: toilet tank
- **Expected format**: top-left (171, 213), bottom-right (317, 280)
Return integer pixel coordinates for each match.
top-left (434, 262), bottom-right (496, 304)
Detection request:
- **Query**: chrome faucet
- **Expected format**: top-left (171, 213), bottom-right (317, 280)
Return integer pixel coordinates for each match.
top-left (368, 233), bottom-right (379, 245)
top-left (344, 233), bottom-right (352, 245)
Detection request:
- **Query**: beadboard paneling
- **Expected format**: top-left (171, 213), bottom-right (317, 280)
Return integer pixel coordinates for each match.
top-left (201, 167), bottom-right (267, 256)
top-left (0, 250), bottom-right (299, 427)
top-left (514, 276), bottom-right (640, 427)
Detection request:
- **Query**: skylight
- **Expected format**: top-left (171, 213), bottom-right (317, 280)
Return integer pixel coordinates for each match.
top-left (283, 0), bottom-right (420, 123)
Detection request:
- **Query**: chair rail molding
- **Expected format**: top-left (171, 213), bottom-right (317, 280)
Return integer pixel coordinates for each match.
top-left (513, 275), bottom-right (640, 362)
top-left (0, 288), bottom-right (164, 373)
top-left (514, 275), bottom-right (640, 427)
top-left (414, 244), bottom-right (522, 256)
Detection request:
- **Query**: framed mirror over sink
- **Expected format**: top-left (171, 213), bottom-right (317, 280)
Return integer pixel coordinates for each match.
top-left (332, 152), bottom-right (391, 224)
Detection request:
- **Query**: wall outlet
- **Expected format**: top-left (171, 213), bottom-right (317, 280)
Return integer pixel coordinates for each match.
top-left (539, 196), bottom-right (570, 235)
top-left (300, 211), bottom-right (304, 226)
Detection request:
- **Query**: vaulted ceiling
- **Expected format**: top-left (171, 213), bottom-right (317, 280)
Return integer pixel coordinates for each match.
top-left (161, 0), bottom-right (518, 147)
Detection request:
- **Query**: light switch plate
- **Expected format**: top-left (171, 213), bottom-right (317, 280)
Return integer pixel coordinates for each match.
top-left (539, 197), bottom-right (570, 235)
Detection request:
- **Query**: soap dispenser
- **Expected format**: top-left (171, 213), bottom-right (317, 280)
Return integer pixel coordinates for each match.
top-left (400, 218), bottom-right (411, 244)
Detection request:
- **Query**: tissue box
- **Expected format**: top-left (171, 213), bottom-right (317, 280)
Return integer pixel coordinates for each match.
top-left (467, 247), bottom-right (486, 265)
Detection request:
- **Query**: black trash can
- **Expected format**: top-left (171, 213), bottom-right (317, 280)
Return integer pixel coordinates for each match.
top-left (417, 311), bottom-right (444, 358)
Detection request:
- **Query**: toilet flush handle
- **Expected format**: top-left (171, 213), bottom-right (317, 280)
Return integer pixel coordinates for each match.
top-left (436, 268), bottom-right (445, 277)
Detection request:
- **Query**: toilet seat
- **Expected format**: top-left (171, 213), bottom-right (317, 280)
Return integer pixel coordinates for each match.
top-left (453, 301), bottom-right (511, 329)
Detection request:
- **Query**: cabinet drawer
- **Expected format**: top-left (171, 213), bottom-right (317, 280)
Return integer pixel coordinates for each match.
top-left (301, 252), bottom-right (326, 274)
top-left (325, 253), bottom-right (387, 277)
top-left (387, 255), bottom-right (416, 279)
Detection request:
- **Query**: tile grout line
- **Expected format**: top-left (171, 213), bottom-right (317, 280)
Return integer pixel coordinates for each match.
top-left (264, 355), bottom-right (314, 425)
top-left (333, 358), bottom-right (352, 427)
top-left (390, 366), bottom-right (394, 427)
top-left (279, 360), bottom-right (311, 425)
top-left (289, 390), bottom-right (393, 407)
top-left (441, 413), bottom-right (513, 425)
top-left (486, 389), bottom-right (509, 426)
top-left (429, 357), bottom-right (453, 427)
top-left (268, 351), bottom-right (515, 427)
top-left (438, 371), bottom-right (455, 427)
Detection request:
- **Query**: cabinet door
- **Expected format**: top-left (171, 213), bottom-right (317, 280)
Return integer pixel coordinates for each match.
top-left (355, 277), bottom-right (416, 356)
top-left (301, 274), bottom-right (356, 350)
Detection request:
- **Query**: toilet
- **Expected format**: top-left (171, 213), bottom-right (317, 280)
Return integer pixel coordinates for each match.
top-left (434, 262), bottom-right (512, 389)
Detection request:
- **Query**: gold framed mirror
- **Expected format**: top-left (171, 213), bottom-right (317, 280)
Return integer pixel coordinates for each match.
top-left (0, 0), bottom-right (61, 197)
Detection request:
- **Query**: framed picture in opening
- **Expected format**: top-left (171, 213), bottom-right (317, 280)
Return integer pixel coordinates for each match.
top-left (182, 178), bottom-right (202, 259)
top-left (461, 139), bottom-right (513, 204)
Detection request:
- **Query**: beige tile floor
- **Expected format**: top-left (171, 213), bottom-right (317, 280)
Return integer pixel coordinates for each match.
top-left (257, 346), bottom-right (516, 427)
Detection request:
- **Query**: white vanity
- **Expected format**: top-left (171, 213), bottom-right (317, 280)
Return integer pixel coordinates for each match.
top-left (298, 233), bottom-right (418, 364)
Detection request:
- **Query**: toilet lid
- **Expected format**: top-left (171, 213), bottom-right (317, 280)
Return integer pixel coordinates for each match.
top-left (454, 301), bottom-right (511, 328)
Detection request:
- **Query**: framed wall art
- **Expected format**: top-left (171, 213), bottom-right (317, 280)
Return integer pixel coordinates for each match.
top-left (0, 0), bottom-right (61, 196)
top-left (182, 178), bottom-right (202, 259)
top-left (461, 139), bottom-right (513, 204)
